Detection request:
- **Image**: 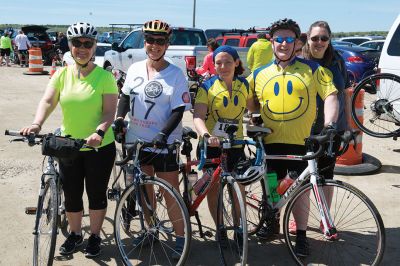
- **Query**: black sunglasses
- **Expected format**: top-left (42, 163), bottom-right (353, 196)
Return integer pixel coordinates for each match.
top-left (145, 37), bottom-right (168, 45)
top-left (71, 39), bottom-right (95, 49)
top-left (310, 35), bottom-right (330, 42)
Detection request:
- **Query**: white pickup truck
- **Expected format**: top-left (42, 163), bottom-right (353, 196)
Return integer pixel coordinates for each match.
top-left (102, 26), bottom-right (250, 84)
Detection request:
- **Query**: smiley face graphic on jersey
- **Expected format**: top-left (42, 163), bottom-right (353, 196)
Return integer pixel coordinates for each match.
top-left (261, 74), bottom-right (309, 121)
top-left (210, 89), bottom-right (247, 122)
top-left (316, 67), bottom-right (334, 86)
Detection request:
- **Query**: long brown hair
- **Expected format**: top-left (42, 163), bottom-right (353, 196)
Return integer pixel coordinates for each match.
top-left (302, 21), bottom-right (334, 66)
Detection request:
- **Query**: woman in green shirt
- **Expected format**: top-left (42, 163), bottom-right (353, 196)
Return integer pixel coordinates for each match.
top-left (0, 31), bottom-right (13, 67)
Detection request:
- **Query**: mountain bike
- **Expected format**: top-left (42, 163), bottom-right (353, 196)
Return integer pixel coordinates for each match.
top-left (244, 129), bottom-right (385, 265)
top-left (179, 125), bottom-right (268, 266)
top-left (351, 72), bottom-right (400, 139)
top-left (112, 139), bottom-right (191, 266)
top-left (4, 130), bottom-right (86, 266)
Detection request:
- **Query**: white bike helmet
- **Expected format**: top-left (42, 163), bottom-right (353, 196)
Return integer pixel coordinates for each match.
top-left (67, 22), bottom-right (98, 40)
top-left (232, 159), bottom-right (265, 186)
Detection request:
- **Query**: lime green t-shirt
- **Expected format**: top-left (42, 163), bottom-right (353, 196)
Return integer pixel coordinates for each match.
top-left (0, 36), bottom-right (12, 49)
top-left (48, 65), bottom-right (118, 148)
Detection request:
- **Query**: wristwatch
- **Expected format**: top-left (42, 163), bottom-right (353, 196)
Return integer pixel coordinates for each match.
top-left (95, 129), bottom-right (105, 138)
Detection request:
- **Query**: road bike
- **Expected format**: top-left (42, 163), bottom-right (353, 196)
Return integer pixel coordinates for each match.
top-left (5, 129), bottom-right (86, 266)
top-left (179, 125), bottom-right (270, 266)
top-left (244, 129), bottom-right (385, 265)
top-left (351, 72), bottom-right (400, 139)
top-left (111, 139), bottom-right (191, 266)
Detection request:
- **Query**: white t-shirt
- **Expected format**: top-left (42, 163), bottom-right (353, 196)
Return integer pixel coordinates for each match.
top-left (121, 60), bottom-right (191, 147)
top-left (14, 34), bottom-right (31, 50)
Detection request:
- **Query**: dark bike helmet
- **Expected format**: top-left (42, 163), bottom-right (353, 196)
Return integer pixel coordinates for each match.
top-left (269, 18), bottom-right (301, 38)
top-left (142, 19), bottom-right (172, 36)
top-left (232, 158), bottom-right (265, 186)
top-left (67, 22), bottom-right (98, 40)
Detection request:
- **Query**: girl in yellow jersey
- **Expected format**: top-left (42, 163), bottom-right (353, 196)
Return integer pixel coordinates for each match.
top-left (193, 45), bottom-right (254, 242)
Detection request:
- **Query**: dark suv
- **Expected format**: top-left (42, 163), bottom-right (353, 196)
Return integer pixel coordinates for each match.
top-left (12, 25), bottom-right (55, 65)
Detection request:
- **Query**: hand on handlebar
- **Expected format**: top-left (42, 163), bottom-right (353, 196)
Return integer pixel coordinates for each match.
top-left (207, 135), bottom-right (220, 147)
top-left (20, 124), bottom-right (41, 136)
top-left (152, 132), bottom-right (168, 148)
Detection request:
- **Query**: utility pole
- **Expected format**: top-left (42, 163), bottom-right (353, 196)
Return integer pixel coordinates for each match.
top-left (192, 0), bottom-right (196, 28)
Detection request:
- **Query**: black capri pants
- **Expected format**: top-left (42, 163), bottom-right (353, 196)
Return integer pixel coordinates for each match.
top-left (59, 142), bottom-right (116, 212)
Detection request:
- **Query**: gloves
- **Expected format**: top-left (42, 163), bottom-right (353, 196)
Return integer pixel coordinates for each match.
top-left (152, 132), bottom-right (168, 148)
top-left (113, 118), bottom-right (126, 143)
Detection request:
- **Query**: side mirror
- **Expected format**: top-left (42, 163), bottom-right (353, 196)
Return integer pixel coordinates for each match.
top-left (111, 42), bottom-right (120, 51)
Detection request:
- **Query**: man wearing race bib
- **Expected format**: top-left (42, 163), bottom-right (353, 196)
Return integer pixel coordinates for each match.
top-left (247, 18), bottom-right (338, 257)
top-left (193, 45), bottom-right (253, 244)
top-left (114, 19), bottom-right (191, 261)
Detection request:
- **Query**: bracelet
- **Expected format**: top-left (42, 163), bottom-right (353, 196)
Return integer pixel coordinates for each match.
top-left (31, 123), bottom-right (42, 130)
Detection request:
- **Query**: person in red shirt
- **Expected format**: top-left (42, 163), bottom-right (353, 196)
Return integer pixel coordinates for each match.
top-left (196, 38), bottom-right (219, 78)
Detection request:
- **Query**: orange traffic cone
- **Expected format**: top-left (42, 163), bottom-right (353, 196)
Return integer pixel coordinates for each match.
top-left (49, 59), bottom-right (57, 78)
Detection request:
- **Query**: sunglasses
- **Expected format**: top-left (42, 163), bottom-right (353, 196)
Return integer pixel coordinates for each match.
top-left (71, 39), bottom-right (95, 49)
top-left (310, 35), bottom-right (330, 42)
top-left (273, 36), bottom-right (296, 44)
top-left (145, 37), bottom-right (168, 45)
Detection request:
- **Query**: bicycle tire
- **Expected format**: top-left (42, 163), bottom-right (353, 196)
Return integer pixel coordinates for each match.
top-left (33, 178), bottom-right (58, 266)
top-left (351, 73), bottom-right (400, 138)
top-left (57, 189), bottom-right (68, 229)
top-left (283, 179), bottom-right (385, 265)
top-left (114, 176), bottom-right (191, 266)
top-left (245, 179), bottom-right (267, 235)
top-left (217, 176), bottom-right (248, 266)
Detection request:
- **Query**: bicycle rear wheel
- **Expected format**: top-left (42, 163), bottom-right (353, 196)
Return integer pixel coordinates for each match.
top-left (217, 176), bottom-right (248, 266)
top-left (114, 176), bottom-right (191, 266)
top-left (351, 73), bottom-right (400, 138)
top-left (33, 178), bottom-right (58, 266)
top-left (283, 180), bottom-right (385, 265)
top-left (245, 179), bottom-right (266, 235)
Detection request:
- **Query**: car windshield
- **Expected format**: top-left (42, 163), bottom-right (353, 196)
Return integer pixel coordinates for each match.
top-left (95, 46), bottom-right (111, 56)
top-left (26, 32), bottom-right (48, 41)
top-left (170, 30), bottom-right (206, 45)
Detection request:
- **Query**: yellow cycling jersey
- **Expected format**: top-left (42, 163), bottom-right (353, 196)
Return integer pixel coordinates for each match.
top-left (247, 57), bottom-right (337, 145)
top-left (195, 76), bottom-right (253, 140)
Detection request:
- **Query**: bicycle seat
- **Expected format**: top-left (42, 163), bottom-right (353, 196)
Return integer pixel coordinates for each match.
top-left (247, 125), bottom-right (272, 138)
top-left (182, 126), bottom-right (198, 139)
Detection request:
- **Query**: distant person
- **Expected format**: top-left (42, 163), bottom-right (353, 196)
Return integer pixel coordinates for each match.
top-left (57, 32), bottom-right (69, 60)
top-left (195, 38), bottom-right (219, 78)
top-left (296, 33), bottom-right (307, 57)
top-left (0, 31), bottom-right (13, 67)
top-left (247, 32), bottom-right (273, 72)
top-left (14, 30), bottom-right (31, 67)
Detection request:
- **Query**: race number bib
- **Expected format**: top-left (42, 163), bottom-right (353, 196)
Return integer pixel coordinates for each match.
top-left (212, 118), bottom-right (239, 138)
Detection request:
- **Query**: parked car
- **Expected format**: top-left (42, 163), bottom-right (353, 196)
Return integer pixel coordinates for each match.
top-left (331, 40), bottom-right (356, 47)
top-left (12, 25), bottom-right (55, 65)
top-left (333, 45), bottom-right (380, 84)
top-left (63, 42), bottom-right (112, 66)
top-left (205, 28), bottom-right (244, 39)
top-left (215, 28), bottom-right (270, 48)
top-left (360, 40), bottom-right (385, 52)
top-left (98, 32), bottom-right (127, 44)
top-left (378, 14), bottom-right (400, 121)
top-left (47, 31), bottom-right (58, 44)
top-left (339, 36), bottom-right (385, 45)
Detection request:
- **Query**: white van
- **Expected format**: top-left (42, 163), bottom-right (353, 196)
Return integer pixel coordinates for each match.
top-left (378, 14), bottom-right (400, 121)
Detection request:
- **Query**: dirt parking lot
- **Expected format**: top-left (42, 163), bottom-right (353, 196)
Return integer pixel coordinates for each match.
top-left (0, 65), bottom-right (399, 265)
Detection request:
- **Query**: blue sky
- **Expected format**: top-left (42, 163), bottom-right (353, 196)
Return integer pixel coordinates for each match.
top-left (2, 0), bottom-right (399, 32)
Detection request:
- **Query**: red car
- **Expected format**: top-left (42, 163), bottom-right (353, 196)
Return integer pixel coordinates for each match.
top-left (215, 28), bottom-right (270, 48)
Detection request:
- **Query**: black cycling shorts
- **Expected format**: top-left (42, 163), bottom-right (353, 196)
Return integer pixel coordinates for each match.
top-left (59, 142), bottom-right (116, 212)
top-left (0, 48), bottom-right (11, 56)
top-left (139, 150), bottom-right (179, 172)
top-left (264, 143), bottom-right (307, 180)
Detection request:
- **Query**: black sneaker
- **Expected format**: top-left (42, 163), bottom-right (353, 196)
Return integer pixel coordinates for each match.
top-left (295, 235), bottom-right (310, 257)
top-left (171, 236), bottom-right (185, 261)
top-left (85, 234), bottom-right (101, 258)
top-left (256, 220), bottom-right (280, 240)
top-left (59, 232), bottom-right (83, 255)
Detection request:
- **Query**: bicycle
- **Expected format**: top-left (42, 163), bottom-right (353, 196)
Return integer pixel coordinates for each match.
top-left (244, 128), bottom-right (385, 265)
top-left (187, 69), bottom-right (205, 113)
top-left (179, 125), bottom-right (269, 265)
top-left (351, 72), bottom-right (400, 139)
top-left (112, 139), bottom-right (191, 266)
top-left (4, 129), bottom-right (86, 266)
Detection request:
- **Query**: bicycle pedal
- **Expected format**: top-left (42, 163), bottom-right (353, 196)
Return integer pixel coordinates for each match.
top-left (25, 207), bottom-right (37, 215)
top-left (204, 230), bottom-right (213, 238)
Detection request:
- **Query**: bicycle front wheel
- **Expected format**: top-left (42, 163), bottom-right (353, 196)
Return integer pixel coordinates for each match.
top-left (245, 179), bottom-right (267, 235)
top-left (351, 73), bottom-right (400, 138)
top-left (217, 176), bottom-right (248, 266)
top-left (33, 178), bottom-right (58, 266)
top-left (283, 180), bottom-right (385, 265)
top-left (114, 176), bottom-right (191, 266)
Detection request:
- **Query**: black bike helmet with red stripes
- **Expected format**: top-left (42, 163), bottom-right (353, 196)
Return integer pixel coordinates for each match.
top-left (269, 18), bottom-right (301, 38)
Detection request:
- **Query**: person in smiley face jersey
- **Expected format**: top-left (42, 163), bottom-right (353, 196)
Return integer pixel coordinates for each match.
top-left (247, 18), bottom-right (338, 256)
top-left (193, 45), bottom-right (253, 241)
